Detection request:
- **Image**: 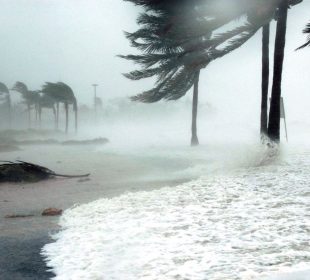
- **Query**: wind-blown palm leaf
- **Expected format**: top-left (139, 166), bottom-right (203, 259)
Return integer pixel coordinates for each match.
top-left (12, 81), bottom-right (40, 105)
top-left (122, 0), bottom-right (302, 103)
top-left (297, 21), bottom-right (310, 50)
top-left (41, 82), bottom-right (76, 109)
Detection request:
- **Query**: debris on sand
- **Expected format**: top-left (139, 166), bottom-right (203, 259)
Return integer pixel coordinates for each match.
top-left (0, 137), bottom-right (109, 147)
top-left (42, 208), bottom-right (63, 216)
top-left (15, 139), bottom-right (59, 145)
top-left (5, 214), bottom-right (34, 218)
top-left (0, 161), bottom-right (90, 183)
top-left (62, 137), bottom-right (109, 146)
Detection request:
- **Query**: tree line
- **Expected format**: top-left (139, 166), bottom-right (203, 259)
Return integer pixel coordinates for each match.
top-left (121, 0), bottom-right (309, 146)
top-left (0, 81), bottom-right (77, 133)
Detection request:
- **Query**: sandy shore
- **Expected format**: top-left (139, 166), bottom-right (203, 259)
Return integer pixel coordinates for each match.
top-left (0, 144), bottom-right (192, 279)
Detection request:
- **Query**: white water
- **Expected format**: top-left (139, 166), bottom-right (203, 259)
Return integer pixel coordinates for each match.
top-left (42, 144), bottom-right (310, 280)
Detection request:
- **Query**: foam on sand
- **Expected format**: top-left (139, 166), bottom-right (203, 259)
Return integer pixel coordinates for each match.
top-left (42, 147), bottom-right (310, 280)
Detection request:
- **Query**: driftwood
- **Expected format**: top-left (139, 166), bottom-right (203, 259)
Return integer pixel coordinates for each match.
top-left (0, 161), bottom-right (90, 183)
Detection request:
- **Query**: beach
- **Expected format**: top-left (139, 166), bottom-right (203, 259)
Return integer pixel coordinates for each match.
top-left (0, 142), bottom-right (194, 280)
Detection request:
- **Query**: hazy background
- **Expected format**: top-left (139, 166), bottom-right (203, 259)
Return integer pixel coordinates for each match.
top-left (0, 0), bottom-right (309, 144)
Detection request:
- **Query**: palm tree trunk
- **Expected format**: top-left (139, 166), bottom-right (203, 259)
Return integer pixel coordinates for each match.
top-left (53, 106), bottom-right (57, 130)
top-left (38, 106), bottom-right (42, 129)
top-left (65, 102), bottom-right (69, 134)
top-left (75, 107), bottom-right (78, 133)
top-left (268, 0), bottom-right (288, 142)
top-left (27, 104), bottom-right (31, 129)
top-left (8, 96), bottom-right (12, 129)
top-left (261, 24), bottom-right (270, 139)
top-left (191, 71), bottom-right (200, 146)
top-left (35, 106), bottom-right (38, 126)
top-left (56, 102), bottom-right (59, 130)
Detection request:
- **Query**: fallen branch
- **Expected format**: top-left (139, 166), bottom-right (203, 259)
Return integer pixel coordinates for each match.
top-left (0, 161), bottom-right (90, 183)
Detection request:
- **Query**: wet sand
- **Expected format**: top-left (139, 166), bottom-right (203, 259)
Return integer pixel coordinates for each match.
top-left (0, 145), bottom-right (192, 279)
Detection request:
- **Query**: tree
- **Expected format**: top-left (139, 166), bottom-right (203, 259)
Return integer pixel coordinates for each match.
top-left (247, 0), bottom-right (302, 142)
top-left (122, 0), bottom-right (270, 146)
top-left (41, 82), bottom-right (78, 133)
top-left (11, 82), bottom-right (40, 128)
top-left (266, 0), bottom-right (303, 141)
top-left (0, 82), bottom-right (11, 127)
top-left (261, 24), bottom-right (270, 138)
top-left (37, 93), bottom-right (57, 129)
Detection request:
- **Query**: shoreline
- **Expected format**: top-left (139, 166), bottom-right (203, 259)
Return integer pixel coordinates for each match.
top-left (1, 178), bottom-right (189, 280)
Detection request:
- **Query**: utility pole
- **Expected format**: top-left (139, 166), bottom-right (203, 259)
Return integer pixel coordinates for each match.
top-left (92, 84), bottom-right (98, 120)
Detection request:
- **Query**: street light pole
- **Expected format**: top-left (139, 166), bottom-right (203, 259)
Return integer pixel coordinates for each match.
top-left (92, 84), bottom-right (98, 120)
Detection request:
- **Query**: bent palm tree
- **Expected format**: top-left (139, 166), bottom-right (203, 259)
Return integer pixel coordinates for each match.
top-left (122, 1), bottom-right (258, 146)
top-left (11, 82), bottom-right (40, 128)
top-left (123, 0), bottom-right (303, 144)
top-left (0, 82), bottom-right (11, 127)
top-left (122, 0), bottom-right (289, 145)
top-left (37, 93), bottom-right (57, 129)
top-left (41, 82), bottom-right (78, 133)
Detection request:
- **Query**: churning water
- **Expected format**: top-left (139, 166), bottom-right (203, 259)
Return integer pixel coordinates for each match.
top-left (42, 142), bottom-right (310, 280)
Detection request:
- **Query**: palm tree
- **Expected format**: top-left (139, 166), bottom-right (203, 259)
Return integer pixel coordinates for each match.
top-left (41, 82), bottom-right (78, 133)
top-left (261, 24), bottom-right (270, 138)
top-left (0, 82), bottom-right (11, 127)
top-left (122, 0), bottom-right (268, 146)
top-left (37, 93), bottom-right (57, 129)
top-left (248, 0), bottom-right (302, 141)
top-left (267, 0), bottom-right (290, 142)
top-left (11, 82), bottom-right (40, 128)
top-left (191, 71), bottom-right (200, 146)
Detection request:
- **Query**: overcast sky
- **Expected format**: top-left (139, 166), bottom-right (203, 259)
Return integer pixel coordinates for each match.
top-left (0, 0), bottom-right (309, 125)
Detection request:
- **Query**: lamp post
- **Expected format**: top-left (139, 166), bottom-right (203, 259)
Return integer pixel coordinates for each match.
top-left (92, 84), bottom-right (98, 120)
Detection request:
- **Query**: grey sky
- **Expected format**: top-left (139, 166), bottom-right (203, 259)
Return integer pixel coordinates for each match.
top-left (0, 0), bottom-right (309, 124)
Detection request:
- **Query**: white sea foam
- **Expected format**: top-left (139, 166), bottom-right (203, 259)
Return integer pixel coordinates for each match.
top-left (42, 146), bottom-right (310, 280)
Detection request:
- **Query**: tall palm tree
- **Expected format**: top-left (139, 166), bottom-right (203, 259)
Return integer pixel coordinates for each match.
top-left (0, 82), bottom-right (11, 127)
top-left (260, 24), bottom-right (270, 138)
top-left (248, 0), bottom-right (302, 141)
top-left (267, 0), bottom-right (290, 142)
top-left (191, 71), bottom-right (200, 146)
top-left (41, 82), bottom-right (78, 133)
top-left (11, 82), bottom-right (40, 128)
top-left (37, 93), bottom-right (57, 129)
top-left (122, 0), bottom-right (267, 146)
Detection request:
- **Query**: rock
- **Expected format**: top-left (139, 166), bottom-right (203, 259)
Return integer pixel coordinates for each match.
top-left (42, 208), bottom-right (63, 216)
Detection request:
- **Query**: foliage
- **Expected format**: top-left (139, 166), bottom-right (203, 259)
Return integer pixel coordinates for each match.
top-left (297, 21), bottom-right (310, 49)
top-left (12, 81), bottom-right (40, 107)
top-left (41, 82), bottom-right (77, 110)
top-left (121, 0), bottom-right (303, 103)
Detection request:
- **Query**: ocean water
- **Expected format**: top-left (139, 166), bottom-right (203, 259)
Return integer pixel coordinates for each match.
top-left (42, 143), bottom-right (310, 280)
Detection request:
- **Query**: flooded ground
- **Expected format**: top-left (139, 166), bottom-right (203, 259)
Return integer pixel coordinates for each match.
top-left (1, 124), bottom-right (310, 280)
top-left (41, 143), bottom-right (310, 280)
